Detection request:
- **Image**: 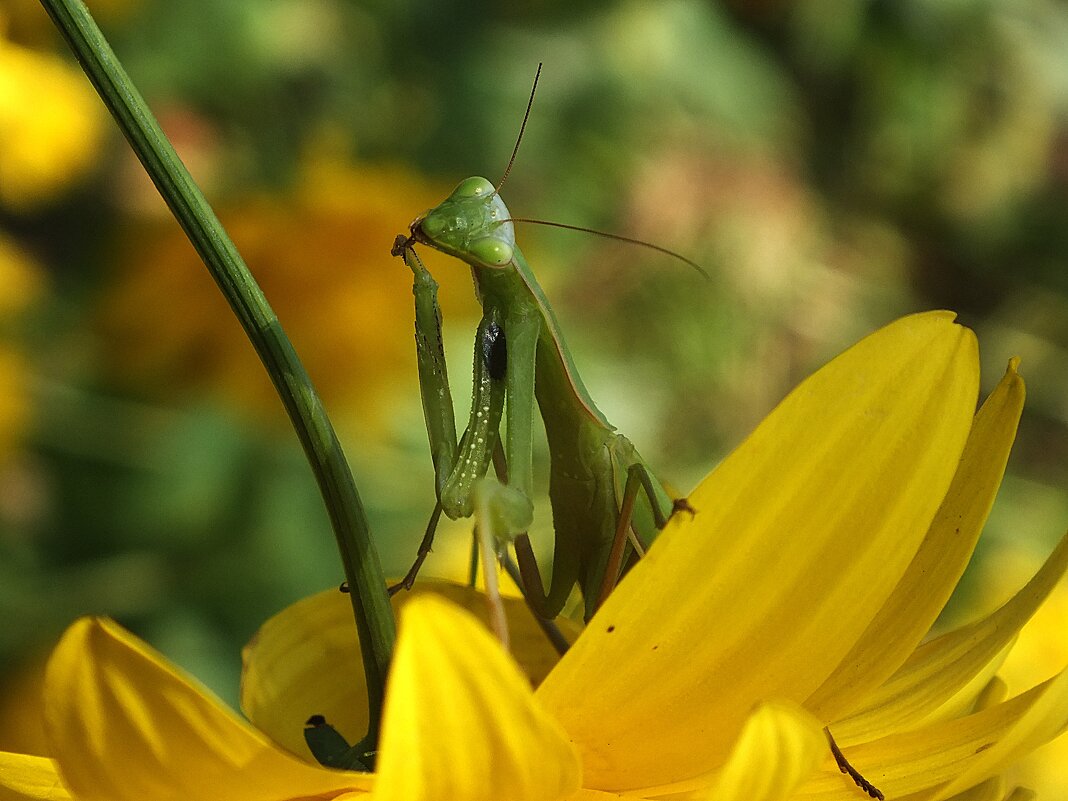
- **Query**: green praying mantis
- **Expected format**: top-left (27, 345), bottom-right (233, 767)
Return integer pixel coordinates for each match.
top-left (390, 67), bottom-right (697, 642)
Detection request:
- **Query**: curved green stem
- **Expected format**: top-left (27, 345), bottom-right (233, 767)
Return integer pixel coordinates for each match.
top-left (39, 0), bottom-right (395, 749)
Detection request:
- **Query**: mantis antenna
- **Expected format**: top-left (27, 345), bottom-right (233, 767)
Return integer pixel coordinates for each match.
top-left (495, 62), bottom-right (709, 280)
top-left (496, 62), bottom-right (542, 194)
top-left (503, 217), bottom-right (710, 280)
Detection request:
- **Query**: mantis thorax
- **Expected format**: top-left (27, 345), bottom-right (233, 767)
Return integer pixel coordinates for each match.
top-left (412, 177), bottom-right (516, 269)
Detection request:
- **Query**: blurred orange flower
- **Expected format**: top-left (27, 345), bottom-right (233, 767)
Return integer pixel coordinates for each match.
top-left (99, 156), bottom-right (476, 430)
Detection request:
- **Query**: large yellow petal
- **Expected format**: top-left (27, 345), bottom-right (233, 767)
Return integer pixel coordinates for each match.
top-left (242, 590), bottom-right (371, 761)
top-left (795, 670), bottom-right (1068, 800)
top-left (833, 531), bottom-right (1068, 743)
top-left (539, 312), bottom-right (978, 790)
top-left (242, 581), bottom-right (578, 759)
top-left (702, 703), bottom-right (824, 801)
top-left (934, 668), bottom-right (1068, 799)
top-left (0, 753), bottom-right (69, 800)
top-left (627, 702), bottom-right (824, 800)
top-left (373, 595), bottom-right (580, 801)
top-left (806, 359), bottom-right (1025, 721)
top-left (44, 618), bottom-right (368, 801)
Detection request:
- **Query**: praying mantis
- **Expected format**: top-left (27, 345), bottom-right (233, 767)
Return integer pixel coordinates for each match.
top-left (390, 68), bottom-right (695, 637)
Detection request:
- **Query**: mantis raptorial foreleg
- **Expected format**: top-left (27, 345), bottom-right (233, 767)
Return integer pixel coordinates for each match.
top-left (404, 242), bottom-right (458, 492)
top-left (397, 238), bottom-right (533, 526)
top-left (395, 238), bottom-right (536, 640)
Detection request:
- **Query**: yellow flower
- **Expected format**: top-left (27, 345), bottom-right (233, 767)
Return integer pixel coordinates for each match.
top-left (4, 311), bottom-right (1068, 800)
top-left (0, 234), bottom-right (45, 460)
top-left (0, 235), bottom-right (44, 319)
top-left (0, 25), bottom-right (106, 210)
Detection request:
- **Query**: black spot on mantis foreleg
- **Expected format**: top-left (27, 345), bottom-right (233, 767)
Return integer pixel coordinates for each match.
top-left (482, 320), bottom-right (507, 381)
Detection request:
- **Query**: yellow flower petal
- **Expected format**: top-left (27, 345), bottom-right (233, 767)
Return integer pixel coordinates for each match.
top-left (242, 581), bottom-right (578, 760)
top-left (936, 668), bottom-right (1068, 798)
top-left (834, 531), bottom-right (1068, 742)
top-left (627, 702), bottom-right (824, 800)
top-left (943, 776), bottom-right (1004, 801)
top-left (0, 752), bottom-right (69, 800)
top-left (538, 312), bottom-right (979, 790)
top-left (242, 591), bottom-right (372, 761)
top-left (796, 671), bottom-right (1068, 799)
top-left (373, 595), bottom-right (580, 801)
top-left (702, 702), bottom-right (824, 801)
top-left (926, 649), bottom-right (1014, 726)
top-left (44, 618), bottom-right (368, 801)
top-left (969, 677), bottom-right (1010, 714)
top-left (807, 359), bottom-right (1025, 721)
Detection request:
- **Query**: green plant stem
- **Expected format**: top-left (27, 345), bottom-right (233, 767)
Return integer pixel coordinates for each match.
top-left (39, 0), bottom-right (395, 749)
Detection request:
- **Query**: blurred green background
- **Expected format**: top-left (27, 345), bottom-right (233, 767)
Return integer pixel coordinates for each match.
top-left (3, 0), bottom-right (1068, 790)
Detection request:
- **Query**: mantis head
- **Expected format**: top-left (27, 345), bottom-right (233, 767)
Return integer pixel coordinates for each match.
top-left (408, 177), bottom-right (517, 269)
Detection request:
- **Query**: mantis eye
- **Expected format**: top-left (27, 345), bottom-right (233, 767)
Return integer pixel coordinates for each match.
top-left (471, 237), bottom-right (513, 267)
top-left (452, 177), bottom-right (495, 199)
top-left (421, 213), bottom-right (446, 239)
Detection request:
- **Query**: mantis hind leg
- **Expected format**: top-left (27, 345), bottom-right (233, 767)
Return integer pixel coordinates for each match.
top-left (487, 436), bottom-right (577, 627)
top-left (513, 533), bottom-right (579, 621)
top-left (498, 551), bottom-right (571, 655)
top-left (594, 462), bottom-right (688, 612)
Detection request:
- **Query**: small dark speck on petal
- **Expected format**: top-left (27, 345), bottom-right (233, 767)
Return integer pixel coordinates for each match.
top-left (606, 625), bottom-right (615, 633)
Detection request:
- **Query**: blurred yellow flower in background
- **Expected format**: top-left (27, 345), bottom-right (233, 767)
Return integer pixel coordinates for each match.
top-left (0, 18), bottom-right (106, 211)
top-left (0, 347), bottom-right (30, 461)
top-left (98, 155), bottom-right (475, 430)
top-left (0, 236), bottom-right (43, 318)
top-left (0, 235), bottom-right (45, 460)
